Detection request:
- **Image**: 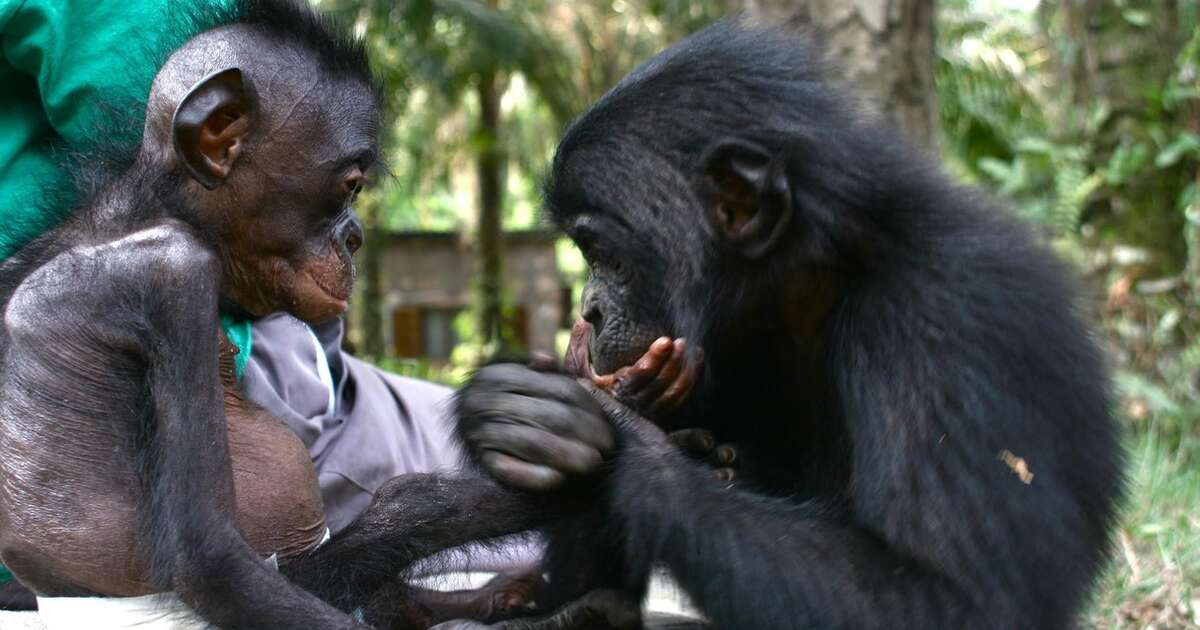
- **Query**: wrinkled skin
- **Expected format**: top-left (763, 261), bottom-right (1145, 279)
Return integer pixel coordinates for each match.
top-left (574, 264), bottom-right (665, 376)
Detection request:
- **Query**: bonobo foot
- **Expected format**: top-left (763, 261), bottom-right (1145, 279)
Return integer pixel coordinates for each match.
top-left (418, 571), bottom-right (547, 622)
top-left (430, 588), bottom-right (641, 630)
top-left (365, 571), bottom-right (547, 630)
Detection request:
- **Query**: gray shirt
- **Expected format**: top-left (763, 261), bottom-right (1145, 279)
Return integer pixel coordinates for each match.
top-left (241, 314), bottom-right (461, 534)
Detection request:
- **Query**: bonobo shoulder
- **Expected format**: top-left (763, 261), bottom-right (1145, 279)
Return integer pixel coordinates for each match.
top-left (6, 222), bottom-right (219, 334)
top-left (92, 220), bottom-right (220, 280)
top-left (83, 221), bottom-right (221, 289)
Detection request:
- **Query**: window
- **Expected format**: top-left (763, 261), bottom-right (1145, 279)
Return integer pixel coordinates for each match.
top-left (391, 306), bottom-right (530, 360)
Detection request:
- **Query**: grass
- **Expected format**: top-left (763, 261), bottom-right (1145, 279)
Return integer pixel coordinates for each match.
top-left (1088, 420), bottom-right (1200, 629)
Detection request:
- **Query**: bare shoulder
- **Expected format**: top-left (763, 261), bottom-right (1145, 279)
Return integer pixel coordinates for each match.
top-left (5, 221), bottom-right (219, 336)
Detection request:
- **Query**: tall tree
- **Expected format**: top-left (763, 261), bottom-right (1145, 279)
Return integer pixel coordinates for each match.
top-left (745, 0), bottom-right (939, 150)
top-left (476, 0), bottom-right (505, 346)
top-left (323, 0), bottom-right (577, 354)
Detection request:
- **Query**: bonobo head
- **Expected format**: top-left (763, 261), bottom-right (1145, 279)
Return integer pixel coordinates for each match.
top-left (141, 0), bottom-right (379, 324)
top-left (547, 20), bottom-right (892, 376)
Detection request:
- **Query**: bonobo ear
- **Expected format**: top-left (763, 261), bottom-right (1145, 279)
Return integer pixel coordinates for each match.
top-left (172, 68), bottom-right (255, 190)
top-left (697, 137), bottom-right (792, 259)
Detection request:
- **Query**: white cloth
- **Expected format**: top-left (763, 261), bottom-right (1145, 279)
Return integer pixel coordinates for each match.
top-left (34, 530), bottom-right (330, 630)
top-left (36, 593), bottom-right (210, 630)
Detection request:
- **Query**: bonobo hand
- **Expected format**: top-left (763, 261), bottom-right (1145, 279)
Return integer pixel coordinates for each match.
top-left (457, 364), bottom-right (615, 492)
top-left (566, 324), bottom-right (740, 485)
top-left (576, 386), bottom-right (743, 490)
top-left (565, 318), bottom-right (702, 421)
top-left (669, 428), bottom-right (741, 486)
top-left (575, 381), bottom-right (673, 454)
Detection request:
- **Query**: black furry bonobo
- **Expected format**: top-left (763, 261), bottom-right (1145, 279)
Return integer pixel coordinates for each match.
top-left (451, 20), bottom-right (1123, 630)
top-left (0, 2), bottom-right (556, 628)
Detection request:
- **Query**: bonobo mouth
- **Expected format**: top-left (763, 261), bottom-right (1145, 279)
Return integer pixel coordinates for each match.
top-left (565, 318), bottom-right (649, 380)
top-left (306, 251), bottom-right (355, 304)
top-left (565, 318), bottom-right (597, 379)
top-left (298, 259), bottom-right (355, 320)
top-left (309, 269), bottom-right (353, 303)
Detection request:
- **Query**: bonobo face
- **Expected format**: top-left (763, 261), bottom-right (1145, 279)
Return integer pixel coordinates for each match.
top-left (168, 61), bottom-right (379, 324)
top-left (566, 218), bottom-right (672, 377)
top-left (217, 79), bottom-right (378, 324)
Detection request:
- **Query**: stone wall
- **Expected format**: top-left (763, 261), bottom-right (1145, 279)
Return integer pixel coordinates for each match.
top-left (347, 230), bottom-right (566, 358)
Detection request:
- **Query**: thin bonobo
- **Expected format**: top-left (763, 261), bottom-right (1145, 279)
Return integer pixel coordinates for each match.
top-left (0, 2), bottom-right (557, 628)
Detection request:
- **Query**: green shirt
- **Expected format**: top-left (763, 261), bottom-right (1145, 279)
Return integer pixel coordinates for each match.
top-left (3, 0), bottom-right (174, 256)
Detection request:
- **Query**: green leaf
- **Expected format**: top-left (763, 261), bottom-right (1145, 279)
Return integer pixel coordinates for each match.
top-left (977, 157), bottom-right (1015, 184)
top-left (1155, 133), bottom-right (1200, 168)
top-left (1015, 137), bottom-right (1055, 155)
top-left (1121, 9), bottom-right (1151, 27)
top-left (1105, 140), bottom-right (1149, 186)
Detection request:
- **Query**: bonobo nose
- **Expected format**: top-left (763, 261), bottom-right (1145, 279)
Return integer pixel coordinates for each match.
top-left (581, 286), bottom-right (604, 335)
top-left (335, 214), bottom-right (364, 256)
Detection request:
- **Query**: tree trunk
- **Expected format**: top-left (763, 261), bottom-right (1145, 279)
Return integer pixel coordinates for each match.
top-left (744, 0), bottom-right (939, 151)
top-left (476, 64), bottom-right (505, 347)
top-left (357, 195), bottom-right (385, 359)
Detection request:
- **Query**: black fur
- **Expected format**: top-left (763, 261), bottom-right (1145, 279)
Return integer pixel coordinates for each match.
top-left (529, 20), bottom-right (1123, 629)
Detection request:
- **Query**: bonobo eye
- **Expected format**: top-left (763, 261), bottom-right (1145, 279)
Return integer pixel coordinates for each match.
top-left (340, 166), bottom-right (365, 202)
top-left (608, 256), bottom-right (625, 276)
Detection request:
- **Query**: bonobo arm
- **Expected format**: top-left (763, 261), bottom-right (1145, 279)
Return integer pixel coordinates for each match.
top-left (131, 227), bottom-right (361, 629)
top-left (282, 472), bottom-right (566, 613)
top-left (457, 365), bottom-right (1045, 630)
top-left (587, 385), bottom-right (1067, 630)
top-left (581, 392), bottom-right (961, 630)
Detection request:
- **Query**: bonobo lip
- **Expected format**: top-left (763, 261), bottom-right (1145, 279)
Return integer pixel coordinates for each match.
top-left (306, 268), bottom-right (353, 309)
top-left (566, 318), bottom-right (604, 380)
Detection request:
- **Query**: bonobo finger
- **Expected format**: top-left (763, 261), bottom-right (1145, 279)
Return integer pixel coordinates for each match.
top-left (595, 337), bottom-right (671, 393)
top-left (459, 392), bottom-right (614, 454)
top-left (471, 424), bottom-right (605, 477)
top-left (471, 364), bottom-right (605, 416)
top-left (716, 467), bottom-right (737, 485)
top-left (651, 344), bottom-right (703, 415)
top-left (712, 443), bottom-right (738, 467)
top-left (480, 451), bottom-right (566, 493)
top-left (612, 337), bottom-right (673, 393)
top-left (631, 338), bottom-right (686, 412)
top-left (668, 428), bottom-right (716, 459)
